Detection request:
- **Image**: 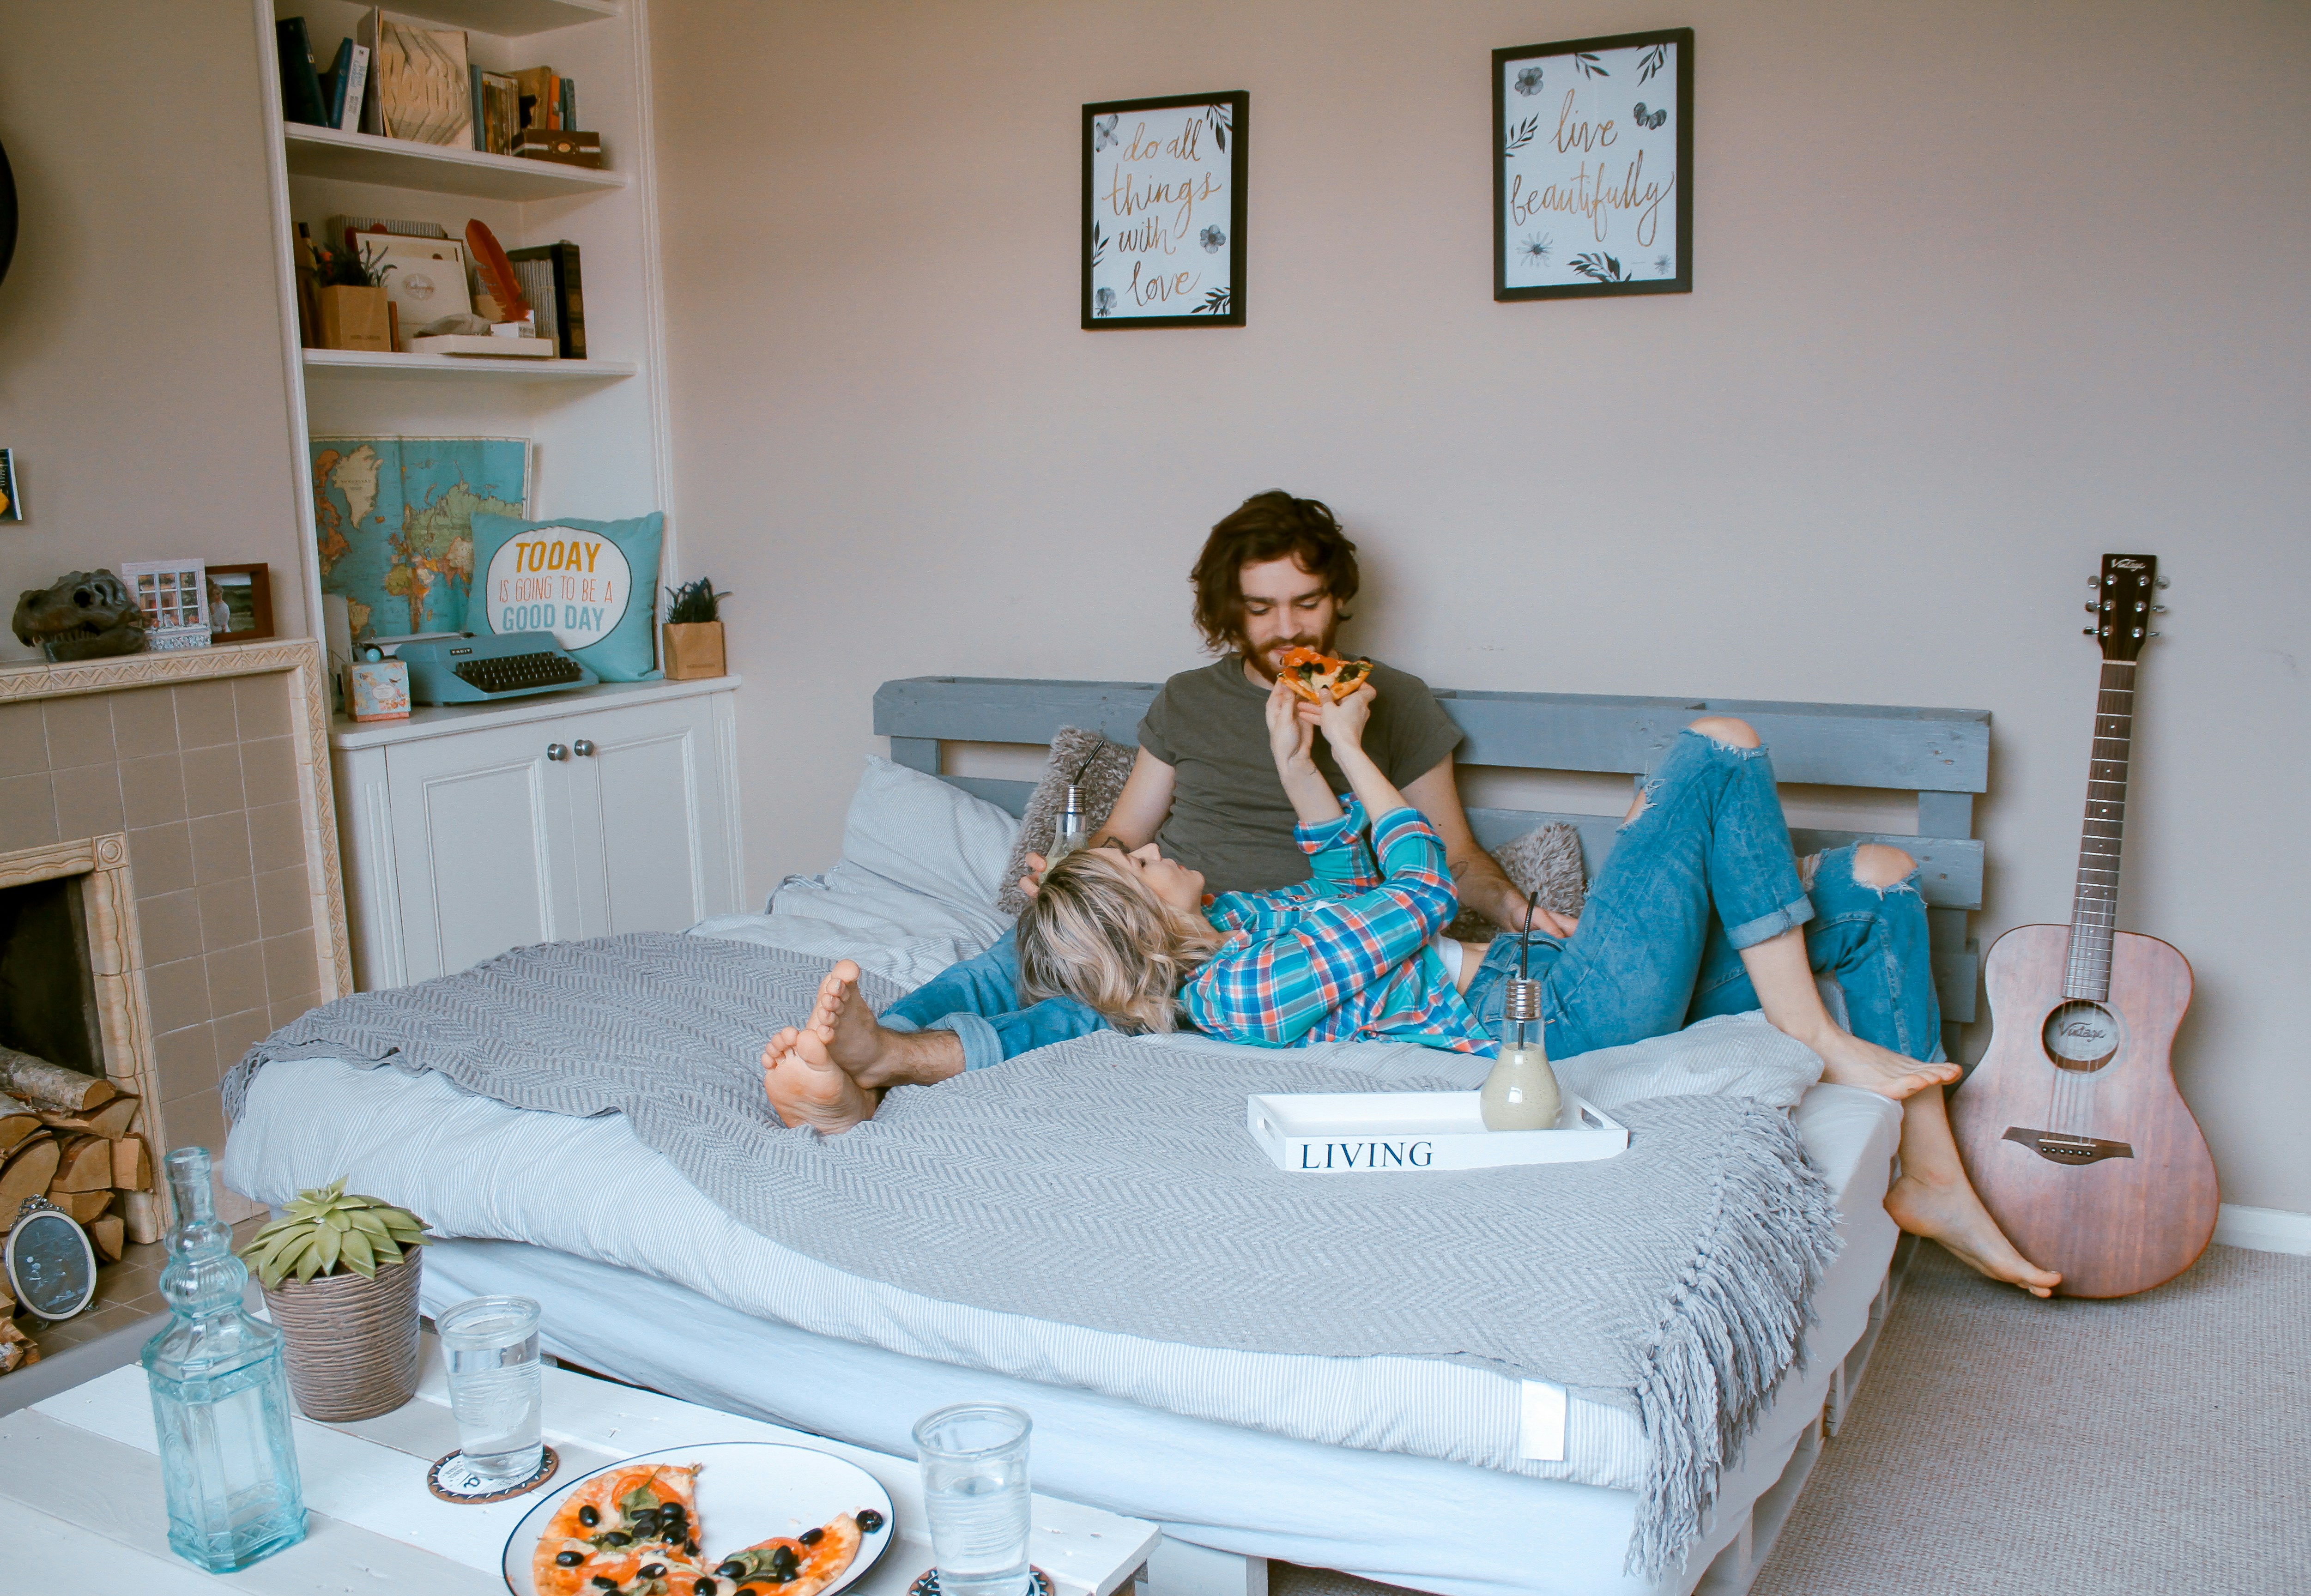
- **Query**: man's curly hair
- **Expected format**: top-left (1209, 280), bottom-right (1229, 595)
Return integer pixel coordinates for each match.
top-left (1189, 491), bottom-right (1359, 655)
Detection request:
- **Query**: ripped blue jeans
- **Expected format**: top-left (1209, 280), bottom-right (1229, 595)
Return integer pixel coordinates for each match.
top-left (1463, 727), bottom-right (1943, 1062)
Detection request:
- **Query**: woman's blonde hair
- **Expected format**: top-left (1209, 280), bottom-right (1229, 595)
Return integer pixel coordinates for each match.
top-left (1016, 847), bottom-right (1223, 1034)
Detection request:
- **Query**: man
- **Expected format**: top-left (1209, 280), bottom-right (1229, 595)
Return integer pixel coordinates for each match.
top-left (1088, 490), bottom-right (1555, 931)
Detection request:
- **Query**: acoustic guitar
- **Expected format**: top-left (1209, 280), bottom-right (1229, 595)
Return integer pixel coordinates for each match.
top-left (1951, 553), bottom-right (2218, 1299)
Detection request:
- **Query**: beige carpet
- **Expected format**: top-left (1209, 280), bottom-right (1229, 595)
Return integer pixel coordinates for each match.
top-left (1270, 1241), bottom-right (2311, 1596)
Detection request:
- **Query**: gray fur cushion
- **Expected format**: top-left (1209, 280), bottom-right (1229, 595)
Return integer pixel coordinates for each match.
top-left (1445, 821), bottom-right (1589, 941)
top-left (996, 728), bottom-right (1138, 915)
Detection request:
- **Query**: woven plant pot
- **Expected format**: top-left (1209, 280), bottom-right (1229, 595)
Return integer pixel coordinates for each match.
top-left (260, 1248), bottom-right (422, 1421)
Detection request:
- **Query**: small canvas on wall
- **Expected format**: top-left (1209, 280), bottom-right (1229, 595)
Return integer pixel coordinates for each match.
top-left (1494, 29), bottom-right (1693, 301)
top-left (1083, 92), bottom-right (1247, 328)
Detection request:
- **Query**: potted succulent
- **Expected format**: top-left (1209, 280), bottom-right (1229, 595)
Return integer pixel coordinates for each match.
top-left (662, 576), bottom-right (730, 681)
top-left (315, 237), bottom-right (396, 352)
top-left (240, 1179), bottom-right (431, 1421)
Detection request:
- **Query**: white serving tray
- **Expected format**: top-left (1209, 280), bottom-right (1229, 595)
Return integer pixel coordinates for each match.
top-left (1246, 1088), bottom-right (1628, 1173)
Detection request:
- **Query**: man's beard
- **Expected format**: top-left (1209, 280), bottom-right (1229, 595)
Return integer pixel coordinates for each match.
top-left (1240, 622), bottom-right (1340, 683)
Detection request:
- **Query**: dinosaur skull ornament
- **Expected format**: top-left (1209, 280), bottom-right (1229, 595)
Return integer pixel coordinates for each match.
top-left (12, 570), bottom-right (148, 661)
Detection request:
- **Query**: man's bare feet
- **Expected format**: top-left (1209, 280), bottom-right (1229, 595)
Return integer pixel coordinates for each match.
top-left (1805, 1028), bottom-right (1962, 1100)
top-left (807, 959), bottom-right (967, 1091)
top-left (1887, 1168), bottom-right (2065, 1298)
top-left (762, 1026), bottom-right (877, 1134)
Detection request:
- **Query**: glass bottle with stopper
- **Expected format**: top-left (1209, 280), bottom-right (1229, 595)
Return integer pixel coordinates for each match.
top-left (1481, 892), bottom-right (1563, 1131)
top-left (141, 1147), bottom-right (307, 1572)
top-left (1046, 752), bottom-right (1097, 868)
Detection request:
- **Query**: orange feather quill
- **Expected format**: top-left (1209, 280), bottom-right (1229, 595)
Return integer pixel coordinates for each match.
top-left (464, 218), bottom-right (529, 323)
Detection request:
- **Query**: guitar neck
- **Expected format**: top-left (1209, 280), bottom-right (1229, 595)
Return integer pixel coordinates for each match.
top-left (2066, 659), bottom-right (2136, 1000)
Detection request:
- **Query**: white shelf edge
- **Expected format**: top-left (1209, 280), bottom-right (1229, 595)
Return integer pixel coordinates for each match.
top-left (284, 123), bottom-right (629, 198)
top-left (328, 675), bottom-right (744, 750)
top-left (301, 349), bottom-right (638, 381)
top-left (344, 0), bottom-right (620, 38)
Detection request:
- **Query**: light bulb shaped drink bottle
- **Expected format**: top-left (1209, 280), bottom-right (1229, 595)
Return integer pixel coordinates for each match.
top-left (1048, 783), bottom-right (1086, 864)
top-left (1481, 976), bottom-right (1561, 1130)
top-left (141, 1147), bottom-right (307, 1572)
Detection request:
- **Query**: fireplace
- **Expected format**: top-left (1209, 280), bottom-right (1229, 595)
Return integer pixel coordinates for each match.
top-left (0, 641), bottom-right (354, 1237)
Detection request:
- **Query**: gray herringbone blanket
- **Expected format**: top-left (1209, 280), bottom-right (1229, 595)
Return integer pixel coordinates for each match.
top-left (226, 933), bottom-right (1839, 1576)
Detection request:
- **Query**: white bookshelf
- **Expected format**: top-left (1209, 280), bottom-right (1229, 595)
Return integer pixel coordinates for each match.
top-left (254, 0), bottom-right (675, 644)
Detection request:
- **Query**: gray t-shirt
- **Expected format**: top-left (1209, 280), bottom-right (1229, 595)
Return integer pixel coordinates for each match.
top-left (1137, 654), bottom-right (1464, 895)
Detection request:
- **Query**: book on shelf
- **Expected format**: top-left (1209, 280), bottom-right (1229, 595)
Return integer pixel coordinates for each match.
top-left (335, 40), bottom-right (370, 133)
top-left (275, 18), bottom-right (329, 127)
top-left (507, 241), bottom-right (585, 360)
top-left (514, 66), bottom-right (561, 131)
top-left (560, 78), bottom-right (578, 132)
top-left (472, 67), bottom-right (521, 155)
top-left (371, 12), bottom-right (472, 146)
top-left (324, 215), bottom-right (449, 251)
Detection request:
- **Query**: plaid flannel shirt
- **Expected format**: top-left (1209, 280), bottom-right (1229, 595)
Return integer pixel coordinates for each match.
top-left (1180, 799), bottom-right (1494, 1054)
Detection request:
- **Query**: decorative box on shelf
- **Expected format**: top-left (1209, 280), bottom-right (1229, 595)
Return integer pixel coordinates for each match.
top-left (514, 128), bottom-right (603, 168)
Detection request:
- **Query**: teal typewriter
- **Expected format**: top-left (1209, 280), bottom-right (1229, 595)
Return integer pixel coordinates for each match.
top-left (395, 631), bottom-right (598, 704)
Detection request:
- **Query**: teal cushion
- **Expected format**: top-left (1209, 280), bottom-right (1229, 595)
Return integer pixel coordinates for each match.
top-left (469, 512), bottom-right (663, 682)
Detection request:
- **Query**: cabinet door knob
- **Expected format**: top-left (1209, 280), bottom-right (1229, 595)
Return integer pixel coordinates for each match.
top-left (573, 739), bottom-right (596, 757)
top-left (546, 743), bottom-right (569, 762)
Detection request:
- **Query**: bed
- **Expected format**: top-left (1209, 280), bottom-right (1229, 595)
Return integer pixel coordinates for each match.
top-left (224, 676), bottom-right (1990, 1596)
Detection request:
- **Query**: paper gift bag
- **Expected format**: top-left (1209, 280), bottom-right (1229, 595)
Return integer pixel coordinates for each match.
top-left (320, 285), bottom-right (393, 352)
top-left (661, 622), bottom-right (725, 681)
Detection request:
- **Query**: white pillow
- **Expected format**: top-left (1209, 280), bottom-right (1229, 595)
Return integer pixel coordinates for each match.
top-left (839, 756), bottom-right (1020, 914)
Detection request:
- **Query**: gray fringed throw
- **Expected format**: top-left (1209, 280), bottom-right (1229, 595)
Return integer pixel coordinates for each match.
top-left (227, 933), bottom-right (1839, 1577)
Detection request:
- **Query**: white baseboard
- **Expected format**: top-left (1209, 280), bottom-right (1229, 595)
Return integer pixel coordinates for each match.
top-left (2214, 1203), bottom-right (2311, 1256)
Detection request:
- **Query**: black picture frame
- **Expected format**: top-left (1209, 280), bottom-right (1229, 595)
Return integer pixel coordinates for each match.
top-left (1082, 91), bottom-right (1247, 330)
top-left (5, 1199), bottom-right (97, 1322)
top-left (1494, 28), bottom-right (1694, 302)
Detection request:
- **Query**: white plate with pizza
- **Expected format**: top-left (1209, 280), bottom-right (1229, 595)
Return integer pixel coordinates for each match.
top-left (503, 1441), bottom-right (896, 1596)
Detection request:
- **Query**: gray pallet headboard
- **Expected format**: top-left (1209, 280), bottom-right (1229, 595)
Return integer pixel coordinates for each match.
top-left (875, 676), bottom-right (1988, 1059)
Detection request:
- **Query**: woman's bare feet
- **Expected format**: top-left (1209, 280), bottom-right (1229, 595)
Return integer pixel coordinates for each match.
top-left (1803, 1027), bottom-right (1962, 1100)
top-left (1887, 1167), bottom-right (2065, 1298)
top-left (761, 1025), bottom-right (877, 1134)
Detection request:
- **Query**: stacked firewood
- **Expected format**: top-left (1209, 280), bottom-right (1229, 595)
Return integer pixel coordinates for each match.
top-left (1, 1046), bottom-right (162, 1275)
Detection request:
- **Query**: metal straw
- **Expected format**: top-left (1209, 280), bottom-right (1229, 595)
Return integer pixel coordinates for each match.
top-left (1520, 886), bottom-right (1540, 979)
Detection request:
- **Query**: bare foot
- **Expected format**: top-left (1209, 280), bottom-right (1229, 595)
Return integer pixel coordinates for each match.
top-left (810, 959), bottom-right (968, 1091)
top-left (761, 1027), bottom-right (876, 1134)
top-left (1887, 1171), bottom-right (2064, 1298)
top-left (1806, 1028), bottom-right (1962, 1100)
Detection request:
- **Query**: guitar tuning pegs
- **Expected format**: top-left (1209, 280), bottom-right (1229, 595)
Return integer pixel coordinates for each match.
top-left (2152, 605), bottom-right (2167, 613)
top-left (2157, 576), bottom-right (2171, 588)
top-left (2148, 631), bottom-right (2161, 638)
top-left (2082, 626), bottom-right (2096, 636)
top-left (2085, 602), bottom-right (2099, 613)
top-left (2088, 577), bottom-right (2101, 589)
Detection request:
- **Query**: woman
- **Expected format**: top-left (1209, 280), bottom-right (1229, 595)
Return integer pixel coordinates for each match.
top-left (766, 680), bottom-right (2061, 1294)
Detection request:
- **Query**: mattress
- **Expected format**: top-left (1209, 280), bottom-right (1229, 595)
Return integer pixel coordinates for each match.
top-left (222, 1040), bottom-right (1898, 1484)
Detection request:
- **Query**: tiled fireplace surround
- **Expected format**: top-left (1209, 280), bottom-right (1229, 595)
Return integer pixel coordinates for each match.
top-left (1, 641), bottom-right (351, 1222)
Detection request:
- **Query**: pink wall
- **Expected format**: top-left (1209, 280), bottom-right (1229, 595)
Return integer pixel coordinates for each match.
top-left (652, 0), bottom-right (2311, 1211)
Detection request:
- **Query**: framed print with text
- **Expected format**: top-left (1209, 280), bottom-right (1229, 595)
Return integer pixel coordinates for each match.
top-left (1494, 29), bottom-right (1692, 301)
top-left (1083, 91), bottom-right (1247, 329)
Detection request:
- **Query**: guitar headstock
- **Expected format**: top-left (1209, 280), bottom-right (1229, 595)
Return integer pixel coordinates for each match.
top-left (2083, 552), bottom-right (2165, 661)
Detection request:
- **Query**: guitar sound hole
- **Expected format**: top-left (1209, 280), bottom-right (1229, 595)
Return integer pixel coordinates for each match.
top-left (2043, 999), bottom-right (2120, 1072)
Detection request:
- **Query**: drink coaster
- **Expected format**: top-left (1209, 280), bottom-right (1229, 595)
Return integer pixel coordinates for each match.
top-left (428, 1444), bottom-right (560, 1504)
top-left (909, 1568), bottom-right (1053, 1596)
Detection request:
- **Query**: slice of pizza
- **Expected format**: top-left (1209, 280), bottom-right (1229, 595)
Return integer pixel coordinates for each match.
top-left (535, 1464), bottom-right (706, 1596)
top-left (1278, 646), bottom-right (1376, 704)
top-left (710, 1511), bottom-right (865, 1596)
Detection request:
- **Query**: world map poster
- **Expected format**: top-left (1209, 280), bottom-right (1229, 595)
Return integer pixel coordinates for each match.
top-left (311, 436), bottom-right (530, 642)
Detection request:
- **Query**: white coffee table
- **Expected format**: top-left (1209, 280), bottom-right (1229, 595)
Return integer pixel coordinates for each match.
top-left (0, 1331), bottom-right (1160, 1594)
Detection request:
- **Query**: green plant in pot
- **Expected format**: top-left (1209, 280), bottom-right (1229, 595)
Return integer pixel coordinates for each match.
top-left (662, 575), bottom-right (730, 681)
top-left (241, 1179), bottom-right (431, 1421)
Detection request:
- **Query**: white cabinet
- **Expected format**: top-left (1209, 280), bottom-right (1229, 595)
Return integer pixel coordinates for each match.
top-left (333, 678), bottom-right (744, 990)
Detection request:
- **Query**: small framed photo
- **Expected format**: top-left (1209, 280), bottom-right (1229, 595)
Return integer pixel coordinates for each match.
top-left (117, 558), bottom-right (212, 652)
top-left (1083, 91), bottom-right (1247, 329)
top-left (205, 563), bottom-right (276, 642)
top-left (1494, 28), bottom-right (1693, 301)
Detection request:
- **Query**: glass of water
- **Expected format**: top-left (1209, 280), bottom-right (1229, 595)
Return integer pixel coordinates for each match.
top-left (437, 1296), bottom-right (543, 1485)
top-left (913, 1403), bottom-right (1033, 1596)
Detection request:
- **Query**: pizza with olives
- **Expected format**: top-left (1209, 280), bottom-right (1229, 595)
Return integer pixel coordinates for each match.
top-left (1278, 646), bottom-right (1375, 704)
top-left (533, 1464), bottom-right (705, 1596)
top-left (709, 1512), bottom-right (864, 1596)
top-left (533, 1463), bottom-right (887, 1596)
